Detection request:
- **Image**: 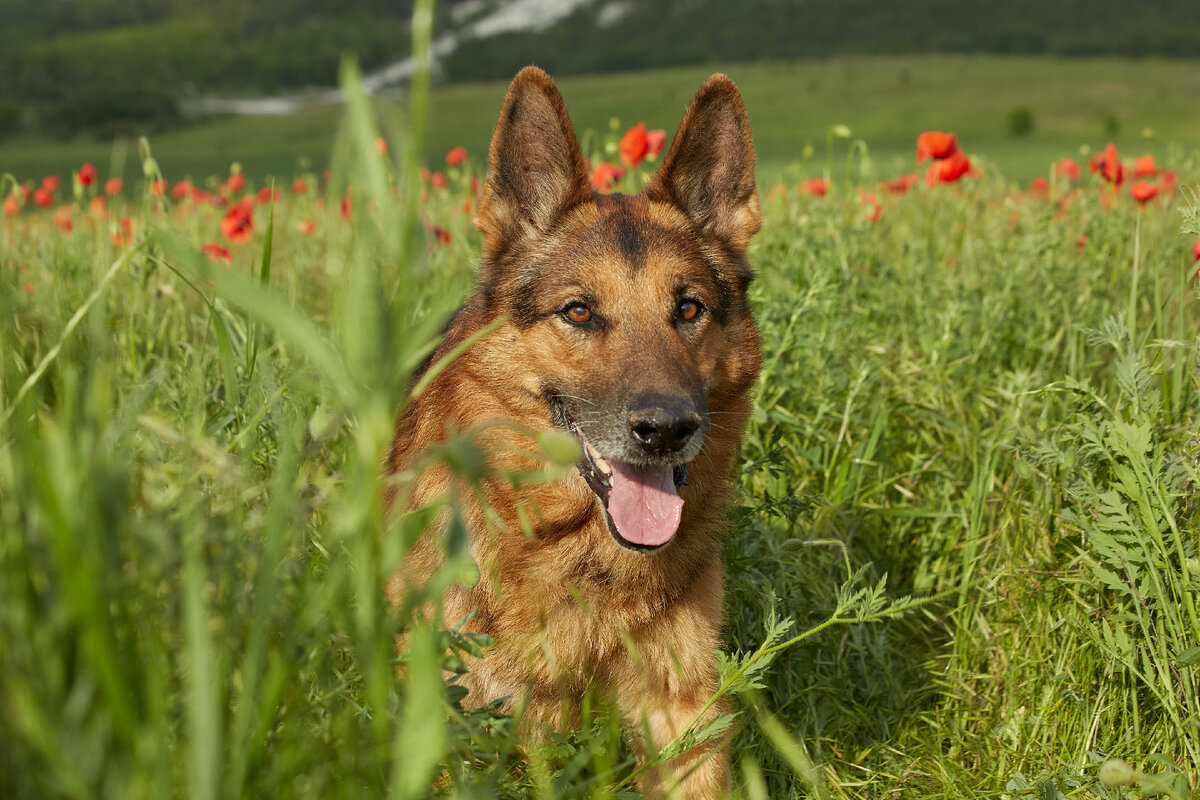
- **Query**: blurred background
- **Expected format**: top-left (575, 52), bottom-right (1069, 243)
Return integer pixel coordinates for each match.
top-left (2, 0), bottom-right (1199, 184)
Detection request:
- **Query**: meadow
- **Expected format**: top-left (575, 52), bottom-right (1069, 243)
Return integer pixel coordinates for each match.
top-left (2, 54), bottom-right (1200, 800)
top-left (4, 54), bottom-right (1200, 186)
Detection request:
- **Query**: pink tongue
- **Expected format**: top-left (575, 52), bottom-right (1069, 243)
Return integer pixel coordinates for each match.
top-left (606, 460), bottom-right (684, 547)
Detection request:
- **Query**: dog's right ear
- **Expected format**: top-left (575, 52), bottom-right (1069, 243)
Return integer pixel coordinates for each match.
top-left (475, 67), bottom-right (592, 258)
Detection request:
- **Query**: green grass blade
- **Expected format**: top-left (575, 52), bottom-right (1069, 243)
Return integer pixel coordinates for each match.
top-left (150, 253), bottom-right (243, 409)
top-left (183, 526), bottom-right (221, 800)
top-left (245, 184), bottom-right (275, 381)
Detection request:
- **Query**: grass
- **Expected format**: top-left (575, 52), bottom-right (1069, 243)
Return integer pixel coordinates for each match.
top-left (4, 55), bottom-right (1200, 187)
top-left (2, 50), bottom-right (1200, 799)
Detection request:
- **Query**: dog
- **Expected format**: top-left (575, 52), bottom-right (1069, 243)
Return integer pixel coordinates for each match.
top-left (386, 66), bottom-right (761, 799)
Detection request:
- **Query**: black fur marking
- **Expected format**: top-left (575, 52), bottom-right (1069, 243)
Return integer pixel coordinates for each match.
top-left (410, 304), bottom-right (466, 385)
top-left (615, 215), bottom-right (643, 266)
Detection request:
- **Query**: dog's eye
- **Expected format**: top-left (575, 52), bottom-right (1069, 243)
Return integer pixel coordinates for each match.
top-left (677, 298), bottom-right (704, 322)
top-left (563, 303), bottom-right (592, 325)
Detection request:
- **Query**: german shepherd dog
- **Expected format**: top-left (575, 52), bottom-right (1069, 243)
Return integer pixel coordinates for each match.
top-left (387, 67), bottom-right (761, 798)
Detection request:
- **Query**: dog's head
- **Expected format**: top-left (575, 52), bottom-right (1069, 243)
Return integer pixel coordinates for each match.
top-left (473, 67), bottom-right (761, 552)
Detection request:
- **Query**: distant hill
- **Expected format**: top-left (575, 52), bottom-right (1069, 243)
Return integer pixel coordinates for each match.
top-left (0, 0), bottom-right (420, 137)
top-left (441, 0), bottom-right (1200, 81)
top-left (1, 0), bottom-right (1196, 138)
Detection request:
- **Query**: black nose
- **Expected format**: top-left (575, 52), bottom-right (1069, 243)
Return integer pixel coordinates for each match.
top-left (627, 395), bottom-right (702, 455)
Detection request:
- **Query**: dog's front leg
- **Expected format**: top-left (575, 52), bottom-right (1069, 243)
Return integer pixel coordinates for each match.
top-left (618, 661), bottom-right (732, 800)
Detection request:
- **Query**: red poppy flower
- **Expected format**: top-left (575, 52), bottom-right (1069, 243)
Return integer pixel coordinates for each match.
top-left (926, 150), bottom-right (972, 186)
top-left (32, 188), bottom-right (53, 208)
top-left (292, 179), bottom-right (308, 194)
top-left (1132, 154), bottom-right (1157, 177)
top-left (172, 180), bottom-right (194, 201)
top-left (201, 243), bottom-right (233, 264)
top-left (1090, 143), bottom-right (1123, 186)
top-left (426, 222), bottom-right (452, 248)
top-left (1030, 177), bottom-right (1050, 199)
top-left (431, 172), bottom-right (446, 190)
top-left (1129, 181), bottom-right (1159, 204)
top-left (883, 173), bottom-right (920, 195)
top-left (299, 220), bottom-right (316, 236)
top-left (222, 173), bottom-right (246, 196)
top-left (799, 178), bottom-right (828, 198)
top-left (1193, 238), bottom-right (1200, 264)
top-left (445, 146), bottom-right (468, 166)
top-left (418, 167), bottom-right (431, 183)
top-left (3, 194), bottom-right (21, 216)
top-left (90, 196), bottom-right (107, 216)
top-left (646, 129), bottom-right (667, 159)
top-left (105, 178), bottom-right (123, 196)
top-left (256, 187), bottom-right (280, 205)
top-left (916, 131), bottom-right (958, 163)
top-left (340, 196), bottom-right (353, 219)
top-left (590, 161), bottom-right (625, 192)
top-left (619, 122), bottom-right (650, 168)
top-left (42, 176), bottom-right (61, 193)
top-left (1161, 171), bottom-right (1178, 193)
top-left (52, 205), bottom-right (73, 233)
top-left (150, 179), bottom-right (167, 195)
top-left (374, 137), bottom-right (388, 156)
top-left (1054, 158), bottom-right (1081, 182)
top-left (79, 163), bottom-right (98, 187)
top-left (112, 218), bottom-right (133, 246)
top-left (859, 189), bottom-right (881, 223)
top-left (220, 200), bottom-right (254, 244)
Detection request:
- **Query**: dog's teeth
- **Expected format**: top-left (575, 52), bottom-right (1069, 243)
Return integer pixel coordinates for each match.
top-left (595, 457), bottom-right (612, 476)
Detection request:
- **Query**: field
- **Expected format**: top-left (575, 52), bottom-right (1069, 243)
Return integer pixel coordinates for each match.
top-left (3, 56), bottom-right (1200, 799)
top-left (4, 55), bottom-right (1200, 186)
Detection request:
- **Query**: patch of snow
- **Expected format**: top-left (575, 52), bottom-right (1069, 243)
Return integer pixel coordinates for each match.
top-left (451, 0), bottom-right (487, 24)
top-left (466, 0), bottom-right (594, 37)
top-left (596, 0), bottom-right (629, 28)
top-left (193, 0), bottom-right (600, 116)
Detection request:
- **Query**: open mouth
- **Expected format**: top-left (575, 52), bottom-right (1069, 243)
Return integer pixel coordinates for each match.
top-left (570, 420), bottom-right (689, 552)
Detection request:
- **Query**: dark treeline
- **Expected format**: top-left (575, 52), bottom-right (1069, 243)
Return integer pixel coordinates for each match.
top-left (0, 0), bottom-right (422, 137)
top-left (1, 0), bottom-right (1197, 138)
top-left (442, 0), bottom-right (1200, 81)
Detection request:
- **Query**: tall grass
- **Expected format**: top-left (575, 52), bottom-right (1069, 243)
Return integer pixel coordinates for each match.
top-left (2, 41), bottom-right (1198, 800)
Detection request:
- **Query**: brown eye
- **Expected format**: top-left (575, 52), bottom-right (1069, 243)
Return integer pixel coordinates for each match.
top-left (678, 299), bottom-right (703, 322)
top-left (564, 303), bottom-right (592, 325)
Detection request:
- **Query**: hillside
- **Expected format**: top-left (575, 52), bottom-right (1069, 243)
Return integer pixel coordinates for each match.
top-left (0, 0), bottom-right (1197, 138)
top-left (442, 0), bottom-right (1200, 80)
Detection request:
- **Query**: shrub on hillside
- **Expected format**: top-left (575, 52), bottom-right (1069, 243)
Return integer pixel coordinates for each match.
top-left (44, 83), bottom-right (181, 139)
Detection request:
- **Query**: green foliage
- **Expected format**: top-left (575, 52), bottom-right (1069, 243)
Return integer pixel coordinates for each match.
top-left (1009, 105), bottom-right (1035, 138)
top-left (0, 10), bottom-right (411, 136)
top-left (0, 96), bottom-right (21, 140)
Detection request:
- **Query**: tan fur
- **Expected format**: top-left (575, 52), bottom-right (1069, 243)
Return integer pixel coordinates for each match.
top-left (387, 67), bottom-right (761, 799)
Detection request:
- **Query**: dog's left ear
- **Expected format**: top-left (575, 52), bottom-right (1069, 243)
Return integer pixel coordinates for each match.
top-left (475, 67), bottom-right (593, 257)
top-left (644, 75), bottom-right (760, 253)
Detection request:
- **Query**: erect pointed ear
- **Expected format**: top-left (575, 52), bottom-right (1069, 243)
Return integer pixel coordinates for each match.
top-left (644, 75), bottom-right (760, 252)
top-left (474, 67), bottom-right (593, 256)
